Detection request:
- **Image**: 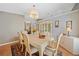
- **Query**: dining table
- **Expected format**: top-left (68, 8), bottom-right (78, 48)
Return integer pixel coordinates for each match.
top-left (28, 34), bottom-right (54, 56)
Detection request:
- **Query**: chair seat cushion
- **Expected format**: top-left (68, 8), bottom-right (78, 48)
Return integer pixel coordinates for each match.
top-left (44, 48), bottom-right (55, 56)
top-left (48, 41), bottom-right (57, 49)
top-left (44, 41), bottom-right (57, 56)
top-left (30, 46), bottom-right (38, 54)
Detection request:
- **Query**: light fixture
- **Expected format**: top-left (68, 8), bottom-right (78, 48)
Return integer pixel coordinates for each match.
top-left (29, 5), bottom-right (39, 19)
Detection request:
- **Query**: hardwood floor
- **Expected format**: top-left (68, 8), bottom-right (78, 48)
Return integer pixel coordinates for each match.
top-left (0, 44), bottom-right (12, 56)
top-left (59, 45), bottom-right (74, 56)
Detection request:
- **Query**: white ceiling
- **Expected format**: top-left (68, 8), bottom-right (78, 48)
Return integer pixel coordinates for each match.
top-left (0, 3), bottom-right (75, 19)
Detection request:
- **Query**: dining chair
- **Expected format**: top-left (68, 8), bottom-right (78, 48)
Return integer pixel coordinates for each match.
top-left (44, 33), bottom-right (63, 56)
top-left (18, 32), bottom-right (24, 44)
top-left (22, 32), bottom-right (38, 56)
top-left (17, 32), bottom-right (25, 55)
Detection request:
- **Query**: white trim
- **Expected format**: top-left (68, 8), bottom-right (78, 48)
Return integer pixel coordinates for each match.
top-left (0, 40), bottom-right (19, 46)
top-left (0, 11), bottom-right (23, 16)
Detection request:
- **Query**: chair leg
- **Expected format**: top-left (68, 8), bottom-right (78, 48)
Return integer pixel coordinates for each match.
top-left (27, 51), bottom-right (32, 56)
top-left (25, 51), bottom-right (32, 56)
top-left (25, 51), bottom-right (27, 56)
top-left (29, 53), bottom-right (32, 56)
top-left (54, 51), bottom-right (57, 56)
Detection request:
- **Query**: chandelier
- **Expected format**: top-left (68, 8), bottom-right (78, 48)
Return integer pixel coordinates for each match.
top-left (29, 5), bottom-right (39, 19)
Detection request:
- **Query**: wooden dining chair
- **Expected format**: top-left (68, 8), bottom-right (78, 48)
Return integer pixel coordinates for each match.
top-left (22, 32), bottom-right (38, 56)
top-left (18, 32), bottom-right (24, 44)
top-left (44, 33), bottom-right (63, 56)
top-left (17, 32), bottom-right (25, 55)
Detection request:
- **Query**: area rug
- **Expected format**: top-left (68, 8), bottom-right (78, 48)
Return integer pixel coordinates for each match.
top-left (11, 43), bottom-right (26, 56)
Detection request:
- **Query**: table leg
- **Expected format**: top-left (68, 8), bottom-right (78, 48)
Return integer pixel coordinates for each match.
top-left (39, 42), bottom-right (48, 56)
top-left (39, 48), bottom-right (44, 56)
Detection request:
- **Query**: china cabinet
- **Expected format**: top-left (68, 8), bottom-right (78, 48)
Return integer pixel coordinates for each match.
top-left (37, 20), bottom-right (53, 36)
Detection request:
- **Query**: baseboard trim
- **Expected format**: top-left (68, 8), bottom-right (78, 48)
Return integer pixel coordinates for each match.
top-left (0, 40), bottom-right (19, 46)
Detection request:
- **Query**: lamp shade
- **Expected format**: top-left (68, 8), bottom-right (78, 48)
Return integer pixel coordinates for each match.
top-left (66, 27), bottom-right (72, 32)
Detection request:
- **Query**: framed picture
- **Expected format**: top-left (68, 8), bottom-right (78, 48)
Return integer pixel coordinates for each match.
top-left (24, 21), bottom-right (31, 34)
top-left (66, 21), bottom-right (72, 29)
top-left (55, 20), bottom-right (59, 28)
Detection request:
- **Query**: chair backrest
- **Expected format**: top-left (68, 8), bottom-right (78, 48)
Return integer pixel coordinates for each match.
top-left (22, 31), bottom-right (28, 36)
top-left (22, 32), bottom-right (31, 55)
top-left (56, 33), bottom-right (63, 50)
top-left (53, 33), bottom-right (63, 56)
top-left (18, 32), bottom-right (24, 44)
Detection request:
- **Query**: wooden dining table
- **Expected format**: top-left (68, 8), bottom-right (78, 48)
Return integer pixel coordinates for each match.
top-left (28, 34), bottom-right (53, 56)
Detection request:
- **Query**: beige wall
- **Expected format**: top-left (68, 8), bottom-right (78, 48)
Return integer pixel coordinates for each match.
top-left (78, 14), bottom-right (79, 36)
top-left (68, 11), bottom-right (79, 37)
top-left (0, 12), bottom-right (25, 43)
